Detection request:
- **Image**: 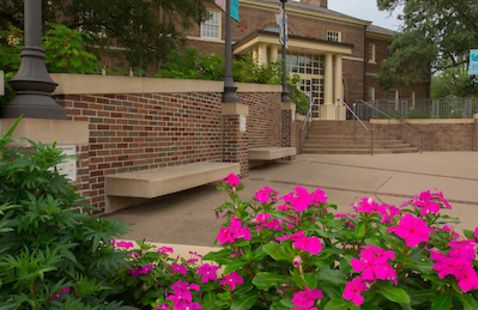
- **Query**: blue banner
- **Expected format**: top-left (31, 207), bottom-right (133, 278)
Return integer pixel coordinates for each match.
top-left (470, 49), bottom-right (478, 75)
top-left (231, 0), bottom-right (240, 22)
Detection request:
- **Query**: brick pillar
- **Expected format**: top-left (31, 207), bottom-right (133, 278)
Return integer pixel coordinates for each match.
top-left (223, 103), bottom-right (249, 175)
top-left (281, 102), bottom-right (296, 148)
top-left (474, 114), bottom-right (478, 151)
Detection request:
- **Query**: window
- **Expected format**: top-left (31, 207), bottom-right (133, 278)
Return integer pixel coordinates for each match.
top-left (201, 11), bottom-right (221, 39)
top-left (327, 31), bottom-right (341, 42)
top-left (368, 43), bottom-right (376, 63)
top-left (367, 87), bottom-right (376, 102)
top-left (284, 52), bottom-right (324, 76)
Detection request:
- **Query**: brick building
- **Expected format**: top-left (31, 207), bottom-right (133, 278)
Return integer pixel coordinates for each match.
top-left (183, 0), bottom-right (430, 120)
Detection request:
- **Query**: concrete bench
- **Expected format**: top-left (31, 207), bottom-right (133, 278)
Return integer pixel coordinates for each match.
top-left (105, 162), bottom-right (240, 213)
top-left (249, 147), bottom-right (297, 161)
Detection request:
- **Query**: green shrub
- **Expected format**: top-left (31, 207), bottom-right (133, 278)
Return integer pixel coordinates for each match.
top-left (0, 119), bottom-right (132, 309)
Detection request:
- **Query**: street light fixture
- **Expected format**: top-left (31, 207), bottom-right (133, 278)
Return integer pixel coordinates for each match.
top-left (1, 0), bottom-right (66, 119)
top-left (279, 0), bottom-right (291, 102)
top-left (222, 0), bottom-right (241, 103)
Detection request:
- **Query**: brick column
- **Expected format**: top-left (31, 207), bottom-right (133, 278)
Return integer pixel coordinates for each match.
top-left (223, 103), bottom-right (249, 175)
top-left (474, 114), bottom-right (478, 151)
top-left (281, 102), bottom-right (296, 148)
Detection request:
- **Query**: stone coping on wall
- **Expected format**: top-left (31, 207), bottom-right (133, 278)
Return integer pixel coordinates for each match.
top-left (51, 73), bottom-right (282, 95)
top-left (370, 118), bottom-right (475, 125)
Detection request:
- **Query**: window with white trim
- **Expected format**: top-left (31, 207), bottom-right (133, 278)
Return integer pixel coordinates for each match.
top-left (368, 43), bottom-right (376, 63)
top-left (327, 31), bottom-right (341, 42)
top-left (201, 11), bottom-right (221, 39)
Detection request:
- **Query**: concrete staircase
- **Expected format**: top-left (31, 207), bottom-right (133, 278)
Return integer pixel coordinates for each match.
top-left (303, 121), bottom-right (419, 155)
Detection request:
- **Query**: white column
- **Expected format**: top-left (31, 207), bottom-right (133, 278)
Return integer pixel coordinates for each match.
top-left (334, 54), bottom-right (343, 104)
top-left (252, 47), bottom-right (258, 64)
top-left (257, 44), bottom-right (268, 66)
top-left (324, 53), bottom-right (334, 105)
top-left (269, 45), bottom-right (279, 63)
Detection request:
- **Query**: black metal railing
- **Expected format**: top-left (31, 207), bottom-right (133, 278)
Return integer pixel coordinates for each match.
top-left (340, 100), bottom-right (374, 155)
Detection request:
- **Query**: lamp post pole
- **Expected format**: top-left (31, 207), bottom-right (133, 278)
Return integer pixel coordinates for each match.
top-left (1, 0), bottom-right (66, 119)
top-left (222, 0), bottom-right (241, 103)
top-left (280, 0), bottom-right (291, 102)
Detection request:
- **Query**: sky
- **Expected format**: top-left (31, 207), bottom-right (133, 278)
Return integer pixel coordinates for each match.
top-left (293, 0), bottom-right (403, 30)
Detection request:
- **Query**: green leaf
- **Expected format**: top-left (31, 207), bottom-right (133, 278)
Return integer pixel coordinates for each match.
top-left (318, 268), bottom-right (346, 285)
top-left (252, 272), bottom-right (289, 290)
top-left (378, 284), bottom-right (411, 304)
top-left (431, 295), bottom-right (453, 310)
top-left (263, 242), bottom-right (294, 262)
top-left (324, 298), bottom-right (350, 310)
top-left (354, 222), bottom-right (367, 239)
top-left (231, 291), bottom-right (258, 310)
top-left (224, 259), bottom-right (248, 274)
top-left (457, 293), bottom-right (478, 310)
top-left (203, 249), bottom-right (234, 264)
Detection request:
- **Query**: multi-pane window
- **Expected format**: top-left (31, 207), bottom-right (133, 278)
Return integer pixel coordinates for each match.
top-left (285, 52), bottom-right (325, 76)
top-left (368, 43), bottom-right (376, 63)
top-left (201, 11), bottom-right (221, 39)
top-left (300, 78), bottom-right (324, 117)
top-left (327, 31), bottom-right (341, 42)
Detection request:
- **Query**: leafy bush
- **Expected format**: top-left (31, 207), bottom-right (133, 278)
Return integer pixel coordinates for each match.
top-left (0, 119), bottom-right (132, 309)
top-left (114, 174), bottom-right (478, 309)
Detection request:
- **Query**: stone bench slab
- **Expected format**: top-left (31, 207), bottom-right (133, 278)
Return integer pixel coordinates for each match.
top-left (106, 162), bottom-right (240, 200)
top-left (249, 147), bottom-right (297, 161)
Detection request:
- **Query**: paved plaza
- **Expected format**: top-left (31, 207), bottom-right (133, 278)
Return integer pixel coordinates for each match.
top-left (107, 152), bottom-right (478, 246)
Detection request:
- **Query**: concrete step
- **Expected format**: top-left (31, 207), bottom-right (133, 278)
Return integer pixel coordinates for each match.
top-left (306, 137), bottom-right (402, 143)
top-left (303, 147), bottom-right (419, 154)
top-left (304, 143), bottom-right (413, 149)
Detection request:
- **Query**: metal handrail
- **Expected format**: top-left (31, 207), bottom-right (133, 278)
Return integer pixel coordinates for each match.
top-left (339, 100), bottom-right (374, 155)
top-left (356, 100), bottom-right (423, 153)
top-left (301, 93), bottom-right (314, 143)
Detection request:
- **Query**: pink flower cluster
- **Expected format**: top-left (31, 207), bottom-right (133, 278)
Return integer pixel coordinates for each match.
top-left (411, 190), bottom-right (452, 216)
top-left (49, 287), bottom-right (71, 301)
top-left (431, 238), bottom-right (478, 292)
top-left (291, 287), bottom-right (323, 310)
top-left (351, 245), bottom-right (397, 283)
top-left (157, 246), bottom-right (174, 255)
top-left (343, 278), bottom-right (368, 307)
top-left (220, 272), bottom-right (244, 292)
top-left (170, 263), bottom-right (187, 277)
top-left (128, 263), bottom-right (154, 278)
top-left (277, 231), bottom-right (322, 255)
top-left (165, 280), bottom-right (201, 310)
top-left (280, 187), bottom-right (327, 212)
top-left (197, 263), bottom-right (219, 283)
top-left (353, 197), bottom-right (401, 224)
top-left (216, 216), bottom-right (251, 245)
top-left (225, 173), bottom-right (241, 188)
top-left (254, 186), bottom-right (279, 204)
top-left (388, 214), bottom-right (432, 247)
top-left (111, 240), bottom-right (134, 250)
top-left (252, 213), bottom-right (283, 232)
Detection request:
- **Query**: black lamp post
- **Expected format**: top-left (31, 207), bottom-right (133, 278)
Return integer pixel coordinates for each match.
top-left (280, 0), bottom-right (291, 102)
top-left (222, 0), bottom-right (241, 103)
top-left (1, 0), bottom-right (66, 119)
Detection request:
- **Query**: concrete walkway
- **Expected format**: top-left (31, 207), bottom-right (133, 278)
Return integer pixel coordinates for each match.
top-left (107, 152), bottom-right (478, 246)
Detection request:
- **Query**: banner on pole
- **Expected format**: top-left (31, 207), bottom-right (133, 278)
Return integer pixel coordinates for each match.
top-left (214, 0), bottom-right (239, 21)
top-left (469, 49), bottom-right (478, 76)
top-left (277, 9), bottom-right (288, 48)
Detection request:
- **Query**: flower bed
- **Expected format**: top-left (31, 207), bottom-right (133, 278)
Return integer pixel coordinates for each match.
top-left (112, 174), bottom-right (478, 309)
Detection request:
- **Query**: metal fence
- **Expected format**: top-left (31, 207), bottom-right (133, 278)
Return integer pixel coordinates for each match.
top-left (355, 97), bottom-right (478, 120)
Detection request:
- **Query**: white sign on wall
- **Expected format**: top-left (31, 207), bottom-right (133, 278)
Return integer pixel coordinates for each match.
top-left (0, 70), bottom-right (5, 96)
top-left (56, 145), bottom-right (77, 182)
top-left (239, 115), bottom-right (247, 133)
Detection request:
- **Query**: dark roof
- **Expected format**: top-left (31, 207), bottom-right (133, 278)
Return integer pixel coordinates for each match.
top-left (367, 24), bottom-right (396, 37)
top-left (257, 0), bottom-right (371, 25)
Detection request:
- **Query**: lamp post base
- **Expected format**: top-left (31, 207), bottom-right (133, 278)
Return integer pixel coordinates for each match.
top-left (222, 86), bottom-right (241, 103)
top-left (281, 91), bottom-right (292, 103)
top-left (1, 94), bottom-right (66, 120)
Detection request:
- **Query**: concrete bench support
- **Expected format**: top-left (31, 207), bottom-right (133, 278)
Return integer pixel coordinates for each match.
top-left (249, 147), bottom-right (297, 161)
top-left (105, 162), bottom-right (240, 213)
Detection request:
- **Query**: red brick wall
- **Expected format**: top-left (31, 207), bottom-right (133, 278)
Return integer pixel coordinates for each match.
top-left (55, 90), bottom-right (293, 212)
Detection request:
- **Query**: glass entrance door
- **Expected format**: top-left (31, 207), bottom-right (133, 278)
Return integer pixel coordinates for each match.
top-left (300, 78), bottom-right (324, 118)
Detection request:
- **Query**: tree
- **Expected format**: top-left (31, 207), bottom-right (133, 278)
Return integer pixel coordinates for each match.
top-left (0, 0), bottom-right (211, 69)
top-left (376, 0), bottom-right (478, 93)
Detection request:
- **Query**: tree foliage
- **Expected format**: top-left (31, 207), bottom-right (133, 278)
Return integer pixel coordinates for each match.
top-left (0, 0), bottom-right (211, 69)
top-left (377, 0), bottom-right (478, 93)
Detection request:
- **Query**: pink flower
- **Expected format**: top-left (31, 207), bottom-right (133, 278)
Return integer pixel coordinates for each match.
top-left (350, 245), bottom-right (397, 283)
top-left (412, 190), bottom-right (452, 216)
top-left (216, 216), bottom-right (251, 245)
top-left (49, 287), bottom-right (71, 300)
top-left (128, 263), bottom-right (154, 278)
top-left (311, 188), bottom-right (328, 204)
top-left (376, 204), bottom-right (401, 224)
top-left (475, 227), bottom-right (478, 240)
top-left (225, 173), bottom-right (241, 188)
top-left (197, 263), bottom-right (219, 283)
top-left (157, 246), bottom-right (174, 255)
top-left (254, 186), bottom-right (279, 204)
top-left (277, 231), bottom-right (323, 255)
top-left (431, 249), bottom-right (478, 292)
top-left (343, 278), bottom-right (368, 306)
top-left (220, 272), bottom-right (244, 291)
top-left (112, 240), bottom-right (134, 250)
top-left (291, 287), bottom-right (323, 310)
top-left (281, 187), bottom-right (325, 212)
top-left (388, 214), bottom-right (432, 247)
top-left (353, 197), bottom-right (379, 213)
top-left (171, 263), bottom-right (187, 277)
top-left (167, 281), bottom-right (201, 309)
top-left (293, 256), bottom-right (303, 268)
top-left (154, 304), bottom-right (168, 310)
